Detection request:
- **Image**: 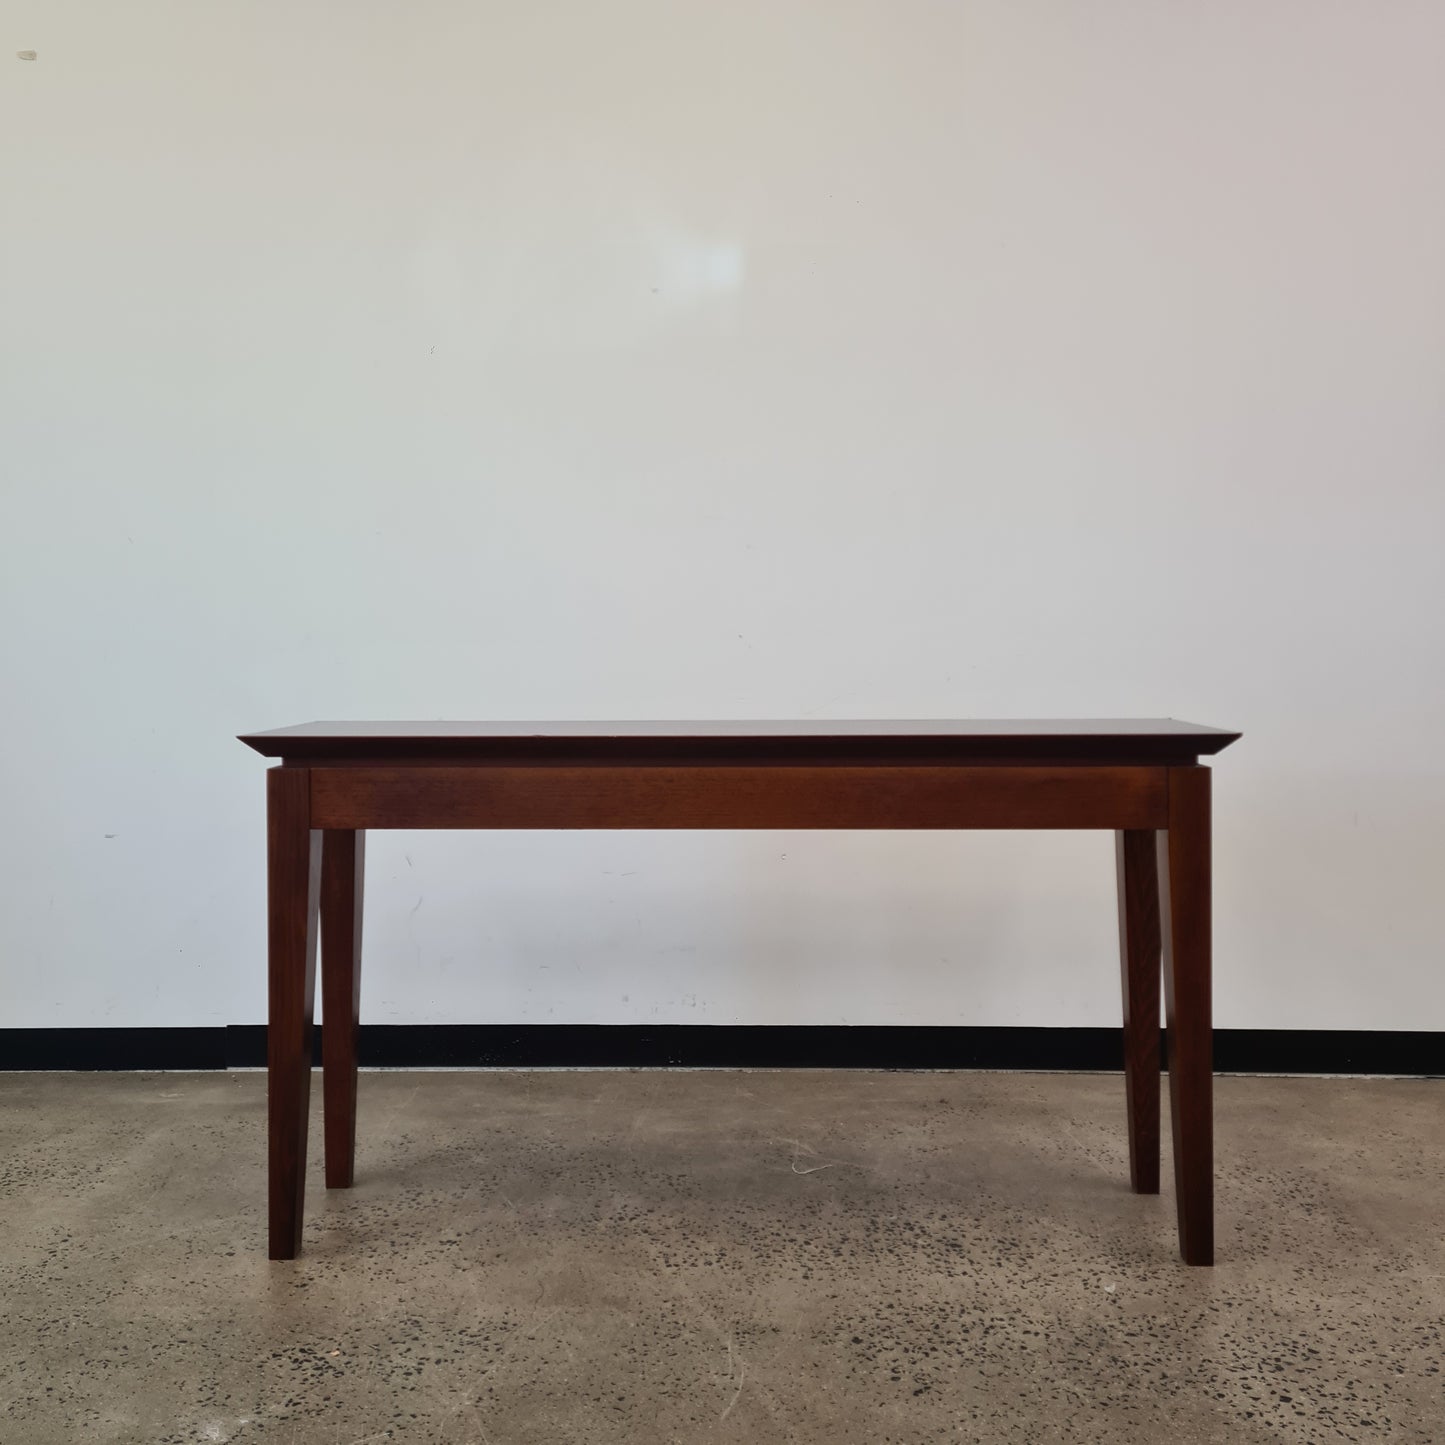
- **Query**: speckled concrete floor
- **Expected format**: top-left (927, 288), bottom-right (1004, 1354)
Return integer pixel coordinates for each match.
top-left (1, 1071), bottom-right (1441, 1444)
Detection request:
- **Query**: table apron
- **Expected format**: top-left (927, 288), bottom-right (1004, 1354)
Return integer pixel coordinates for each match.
top-left (306, 764), bottom-right (1171, 831)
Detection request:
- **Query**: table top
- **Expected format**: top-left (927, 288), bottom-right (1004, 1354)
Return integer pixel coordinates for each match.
top-left (239, 719), bottom-right (1240, 765)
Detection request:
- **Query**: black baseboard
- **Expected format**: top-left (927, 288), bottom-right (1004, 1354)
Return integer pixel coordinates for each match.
top-left (1, 1025), bottom-right (1439, 1075)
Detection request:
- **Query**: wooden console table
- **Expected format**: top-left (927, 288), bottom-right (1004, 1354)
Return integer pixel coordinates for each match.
top-left (239, 719), bottom-right (1240, 1264)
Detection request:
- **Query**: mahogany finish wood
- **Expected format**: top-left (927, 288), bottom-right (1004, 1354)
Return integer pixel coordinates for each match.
top-left (1159, 766), bottom-right (1215, 1266)
top-left (1115, 829), bottom-right (1161, 1195)
top-left (241, 718), bottom-right (1240, 767)
top-left (320, 830), bottom-right (365, 1190)
top-left (243, 719), bottom-right (1237, 1265)
top-left (309, 765), bottom-right (1168, 832)
top-left (266, 768), bottom-right (320, 1261)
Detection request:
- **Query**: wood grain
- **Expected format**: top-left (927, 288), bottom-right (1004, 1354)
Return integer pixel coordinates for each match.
top-left (309, 765), bottom-right (1169, 831)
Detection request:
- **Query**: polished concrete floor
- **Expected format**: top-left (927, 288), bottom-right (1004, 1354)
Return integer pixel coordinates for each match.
top-left (1, 1070), bottom-right (1441, 1444)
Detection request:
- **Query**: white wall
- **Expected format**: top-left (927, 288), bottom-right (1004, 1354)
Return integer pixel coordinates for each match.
top-left (4, 1), bottom-right (1443, 1034)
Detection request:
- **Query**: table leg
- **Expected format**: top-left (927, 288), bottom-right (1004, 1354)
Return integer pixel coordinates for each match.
top-left (267, 768), bottom-right (320, 1260)
top-left (321, 829), bottom-right (365, 1188)
top-left (1115, 829), bottom-right (1161, 1194)
top-left (1159, 767), bottom-right (1213, 1265)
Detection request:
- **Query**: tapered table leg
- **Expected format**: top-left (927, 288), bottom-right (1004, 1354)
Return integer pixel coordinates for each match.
top-left (267, 768), bottom-right (320, 1259)
top-left (1159, 767), bottom-right (1213, 1265)
top-left (1116, 829), bottom-right (1161, 1194)
top-left (321, 829), bottom-right (365, 1188)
